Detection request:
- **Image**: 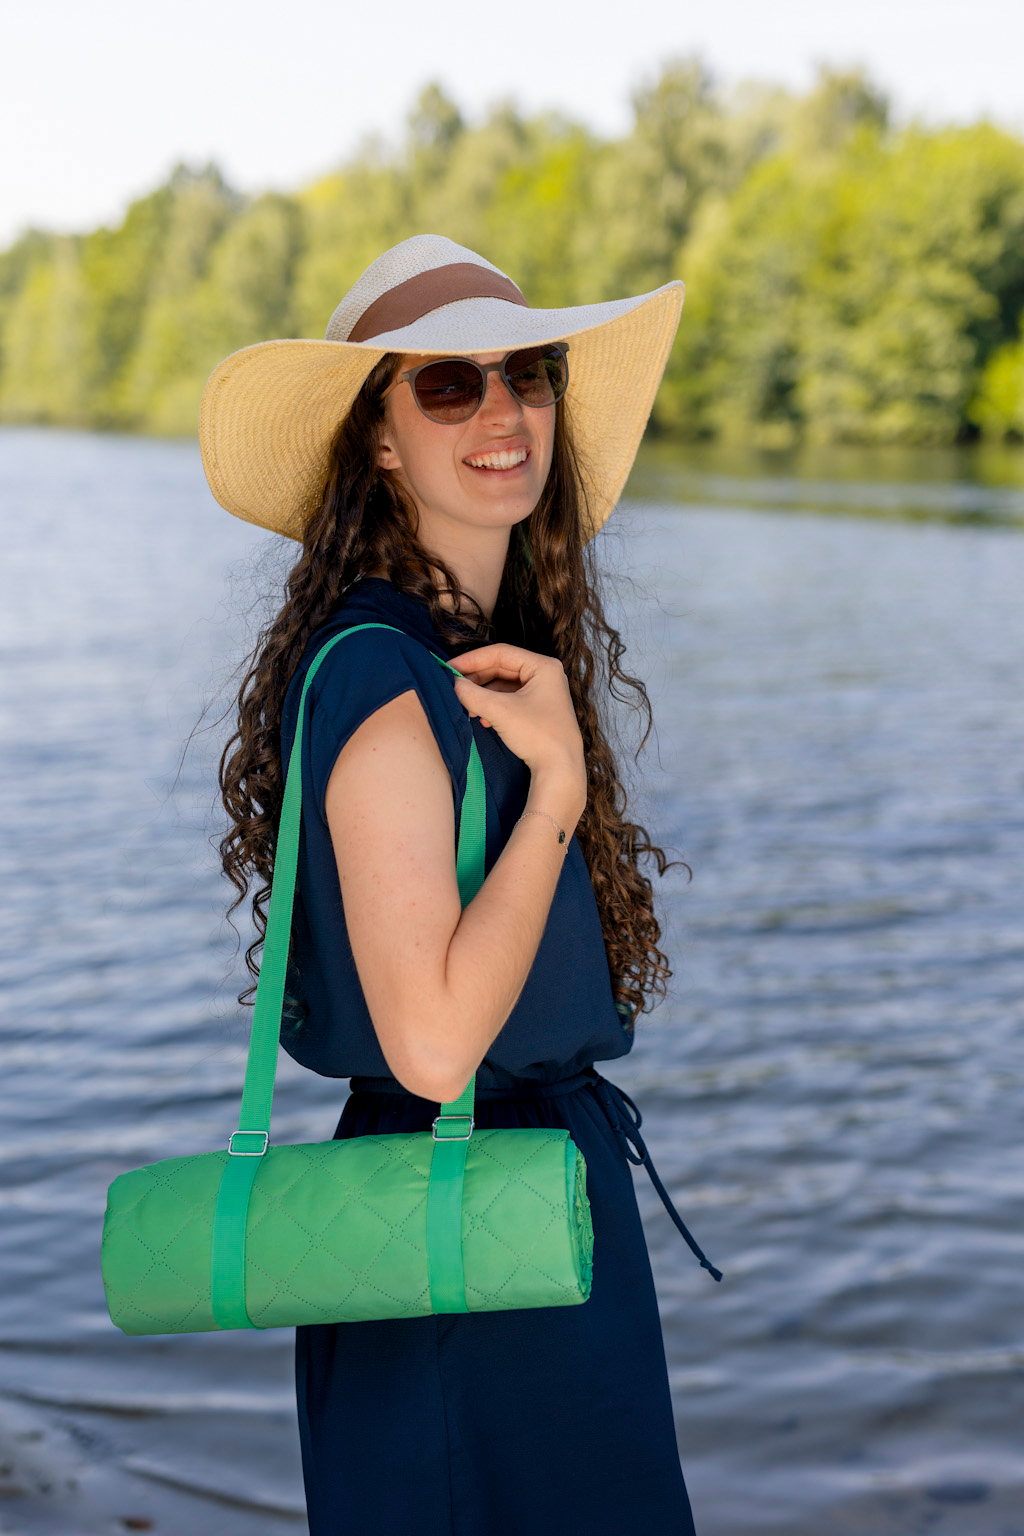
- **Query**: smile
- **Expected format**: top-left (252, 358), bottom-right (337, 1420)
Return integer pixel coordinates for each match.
top-left (464, 447), bottom-right (530, 472)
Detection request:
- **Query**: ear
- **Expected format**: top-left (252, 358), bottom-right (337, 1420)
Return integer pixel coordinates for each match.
top-left (377, 434), bottom-right (401, 471)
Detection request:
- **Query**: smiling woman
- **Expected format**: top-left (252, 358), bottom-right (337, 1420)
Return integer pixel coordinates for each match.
top-left (373, 345), bottom-right (559, 576)
top-left (193, 233), bottom-right (719, 1536)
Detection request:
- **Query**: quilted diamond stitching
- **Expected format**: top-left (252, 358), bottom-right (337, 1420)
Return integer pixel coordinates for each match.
top-left (102, 1127), bottom-right (592, 1334)
top-left (462, 1133), bottom-right (577, 1301)
top-left (244, 1136), bottom-right (434, 1323)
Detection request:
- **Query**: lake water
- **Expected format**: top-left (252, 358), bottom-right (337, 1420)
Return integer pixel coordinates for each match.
top-left (1, 424), bottom-right (1023, 1535)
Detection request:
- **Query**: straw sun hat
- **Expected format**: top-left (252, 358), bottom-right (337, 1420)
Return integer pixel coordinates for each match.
top-left (198, 234), bottom-right (684, 543)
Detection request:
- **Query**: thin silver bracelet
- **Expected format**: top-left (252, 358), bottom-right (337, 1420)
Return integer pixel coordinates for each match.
top-left (515, 810), bottom-right (569, 851)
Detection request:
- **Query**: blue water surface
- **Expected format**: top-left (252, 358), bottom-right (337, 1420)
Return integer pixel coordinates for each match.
top-left (1, 424), bottom-right (1022, 1535)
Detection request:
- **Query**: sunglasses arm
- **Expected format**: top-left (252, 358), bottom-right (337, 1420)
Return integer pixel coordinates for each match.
top-left (377, 374), bottom-right (406, 403)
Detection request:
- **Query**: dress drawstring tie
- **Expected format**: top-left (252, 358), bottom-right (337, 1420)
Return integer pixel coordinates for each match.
top-left (588, 1075), bottom-right (723, 1283)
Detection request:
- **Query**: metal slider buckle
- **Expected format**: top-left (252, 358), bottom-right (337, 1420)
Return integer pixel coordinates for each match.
top-left (228, 1130), bottom-right (270, 1156)
top-left (432, 1114), bottom-right (474, 1142)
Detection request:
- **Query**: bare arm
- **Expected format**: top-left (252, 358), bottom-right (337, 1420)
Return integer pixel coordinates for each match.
top-left (325, 672), bottom-right (585, 1103)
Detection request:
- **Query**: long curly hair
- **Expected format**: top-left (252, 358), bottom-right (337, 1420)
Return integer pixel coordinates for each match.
top-left (217, 352), bottom-right (689, 1032)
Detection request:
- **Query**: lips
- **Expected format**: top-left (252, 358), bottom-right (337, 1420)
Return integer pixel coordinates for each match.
top-left (463, 444), bottom-right (531, 474)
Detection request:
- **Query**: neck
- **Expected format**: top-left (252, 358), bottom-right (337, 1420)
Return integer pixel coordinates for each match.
top-left (433, 564), bottom-right (499, 625)
top-left (428, 521), bottom-right (510, 624)
top-left (366, 535), bottom-right (510, 625)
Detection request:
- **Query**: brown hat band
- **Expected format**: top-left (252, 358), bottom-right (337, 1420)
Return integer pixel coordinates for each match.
top-left (347, 262), bottom-right (528, 343)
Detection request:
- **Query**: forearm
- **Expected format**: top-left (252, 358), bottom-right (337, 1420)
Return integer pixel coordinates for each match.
top-left (403, 768), bottom-right (585, 1101)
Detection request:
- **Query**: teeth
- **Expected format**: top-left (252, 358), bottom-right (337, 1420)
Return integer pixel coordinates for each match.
top-left (466, 448), bottom-right (528, 470)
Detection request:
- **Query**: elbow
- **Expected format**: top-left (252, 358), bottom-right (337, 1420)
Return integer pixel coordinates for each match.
top-left (384, 1030), bottom-right (476, 1106)
top-left (392, 1063), bottom-right (475, 1106)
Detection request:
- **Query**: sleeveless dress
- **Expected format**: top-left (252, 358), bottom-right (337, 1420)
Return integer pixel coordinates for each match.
top-left (277, 575), bottom-right (711, 1536)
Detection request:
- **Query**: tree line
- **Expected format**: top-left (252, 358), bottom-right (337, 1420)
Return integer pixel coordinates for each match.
top-left (2, 60), bottom-right (1023, 445)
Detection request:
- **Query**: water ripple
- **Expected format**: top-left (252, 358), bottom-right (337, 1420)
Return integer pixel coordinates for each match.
top-left (3, 426), bottom-right (1024, 1534)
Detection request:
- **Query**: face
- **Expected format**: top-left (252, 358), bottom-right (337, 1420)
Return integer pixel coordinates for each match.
top-left (377, 350), bottom-right (556, 540)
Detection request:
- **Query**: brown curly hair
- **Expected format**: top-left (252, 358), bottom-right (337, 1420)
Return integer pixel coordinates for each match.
top-left (216, 352), bottom-right (689, 1033)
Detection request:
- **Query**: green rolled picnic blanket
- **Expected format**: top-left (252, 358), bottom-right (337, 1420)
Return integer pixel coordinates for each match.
top-left (101, 623), bottom-right (594, 1335)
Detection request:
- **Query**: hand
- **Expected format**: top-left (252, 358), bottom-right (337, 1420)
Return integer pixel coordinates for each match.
top-left (450, 643), bottom-right (586, 786)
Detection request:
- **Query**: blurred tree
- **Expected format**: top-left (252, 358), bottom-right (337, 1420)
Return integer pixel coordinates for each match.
top-left (132, 189), bottom-right (305, 434)
top-left (478, 115), bottom-right (597, 307)
top-left (658, 104), bottom-right (1024, 444)
top-left (968, 330), bottom-right (1024, 438)
top-left (414, 99), bottom-right (533, 262)
top-left (0, 228), bottom-right (54, 380)
top-left (291, 144), bottom-right (410, 338)
top-left (799, 124), bottom-right (1024, 443)
top-left (786, 65), bottom-right (889, 158)
top-left (2, 64), bottom-right (1023, 446)
top-left (0, 236), bottom-right (88, 423)
top-left (118, 164), bottom-right (241, 429)
top-left (583, 57), bottom-right (727, 302)
top-left (407, 82), bottom-right (465, 188)
top-left (657, 148), bottom-right (824, 444)
top-left (76, 180), bottom-right (180, 424)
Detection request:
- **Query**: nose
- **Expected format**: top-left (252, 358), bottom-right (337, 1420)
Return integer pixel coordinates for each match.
top-left (477, 364), bottom-right (524, 426)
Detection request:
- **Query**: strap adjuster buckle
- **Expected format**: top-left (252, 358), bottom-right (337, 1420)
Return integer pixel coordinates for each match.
top-left (432, 1114), bottom-right (474, 1142)
top-left (228, 1130), bottom-right (269, 1156)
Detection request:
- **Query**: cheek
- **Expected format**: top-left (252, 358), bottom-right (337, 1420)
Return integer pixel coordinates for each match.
top-left (538, 414), bottom-right (557, 478)
top-left (396, 420), bottom-right (458, 492)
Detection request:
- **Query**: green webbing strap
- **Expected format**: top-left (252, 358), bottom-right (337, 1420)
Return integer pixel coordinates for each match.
top-left (425, 707), bottom-right (486, 1314)
top-left (426, 1070), bottom-right (476, 1313)
top-left (209, 621), bottom-right (487, 1330)
top-left (210, 1154), bottom-right (262, 1329)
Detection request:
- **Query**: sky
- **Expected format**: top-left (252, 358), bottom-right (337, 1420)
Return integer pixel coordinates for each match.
top-left (2, 0), bottom-right (1022, 249)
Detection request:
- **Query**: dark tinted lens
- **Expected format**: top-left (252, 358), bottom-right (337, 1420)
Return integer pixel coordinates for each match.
top-left (505, 346), bottom-right (568, 407)
top-left (412, 359), bottom-right (484, 421)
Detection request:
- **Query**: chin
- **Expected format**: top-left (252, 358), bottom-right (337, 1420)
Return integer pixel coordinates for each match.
top-left (473, 477), bottom-right (544, 509)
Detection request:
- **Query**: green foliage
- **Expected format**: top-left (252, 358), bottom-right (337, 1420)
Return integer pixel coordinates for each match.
top-left (2, 63), bottom-right (1023, 442)
top-left (659, 107), bottom-right (1024, 444)
top-left (968, 331), bottom-right (1024, 438)
top-left (0, 237), bottom-right (89, 424)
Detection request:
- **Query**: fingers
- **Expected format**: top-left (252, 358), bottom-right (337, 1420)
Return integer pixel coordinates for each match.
top-left (453, 646), bottom-right (562, 691)
top-left (451, 674), bottom-right (488, 711)
top-left (451, 673), bottom-right (494, 728)
top-left (451, 674), bottom-right (487, 698)
top-left (450, 642), bottom-right (535, 682)
top-left (453, 660), bottom-right (519, 685)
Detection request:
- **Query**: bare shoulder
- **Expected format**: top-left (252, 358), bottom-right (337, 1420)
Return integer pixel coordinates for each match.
top-left (324, 685), bottom-right (456, 891)
top-left (324, 687), bottom-right (450, 806)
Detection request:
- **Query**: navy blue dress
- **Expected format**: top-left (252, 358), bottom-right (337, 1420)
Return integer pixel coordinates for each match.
top-left (278, 576), bottom-right (706, 1536)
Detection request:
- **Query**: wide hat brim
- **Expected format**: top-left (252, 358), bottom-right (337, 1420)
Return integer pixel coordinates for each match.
top-left (198, 282), bottom-right (684, 543)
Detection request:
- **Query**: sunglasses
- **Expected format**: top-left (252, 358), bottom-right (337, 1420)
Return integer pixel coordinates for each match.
top-left (379, 342), bottom-right (569, 424)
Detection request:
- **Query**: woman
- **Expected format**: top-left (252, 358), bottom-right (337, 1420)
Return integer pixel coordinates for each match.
top-left (200, 234), bottom-right (720, 1536)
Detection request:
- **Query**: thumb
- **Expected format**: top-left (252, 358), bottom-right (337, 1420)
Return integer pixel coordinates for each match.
top-left (452, 672), bottom-right (484, 699)
top-left (452, 673), bottom-right (494, 725)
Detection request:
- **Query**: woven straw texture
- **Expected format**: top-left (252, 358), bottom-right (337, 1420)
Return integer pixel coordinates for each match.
top-left (198, 234), bottom-right (684, 543)
top-left (102, 1128), bottom-right (594, 1334)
